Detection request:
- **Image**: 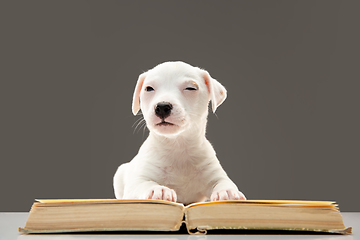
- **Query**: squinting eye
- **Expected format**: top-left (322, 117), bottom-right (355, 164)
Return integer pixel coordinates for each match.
top-left (145, 86), bottom-right (154, 92)
top-left (185, 87), bottom-right (197, 91)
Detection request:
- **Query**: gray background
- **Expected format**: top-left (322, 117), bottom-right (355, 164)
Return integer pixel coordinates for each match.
top-left (1, 1), bottom-right (359, 212)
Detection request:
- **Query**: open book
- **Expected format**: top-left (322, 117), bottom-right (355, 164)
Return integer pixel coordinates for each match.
top-left (19, 199), bottom-right (352, 235)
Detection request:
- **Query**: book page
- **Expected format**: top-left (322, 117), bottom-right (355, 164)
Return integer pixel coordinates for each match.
top-left (185, 200), bottom-right (336, 209)
top-left (21, 199), bottom-right (185, 233)
top-left (184, 200), bottom-right (349, 235)
top-left (36, 199), bottom-right (184, 207)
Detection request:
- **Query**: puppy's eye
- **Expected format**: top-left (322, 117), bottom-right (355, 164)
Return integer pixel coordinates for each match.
top-left (145, 86), bottom-right (154, 92)
top-left (185, 87), bottom-right (197, 91)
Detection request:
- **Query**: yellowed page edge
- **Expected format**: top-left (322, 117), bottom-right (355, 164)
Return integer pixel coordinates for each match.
top-left (36, 199), bottom-right (184, 207)
top-left (186, 200), bottom-right (336, 208)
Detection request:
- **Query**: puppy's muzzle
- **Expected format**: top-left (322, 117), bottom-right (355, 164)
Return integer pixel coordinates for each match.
top-left (155, 102), bottom-right (173, 119)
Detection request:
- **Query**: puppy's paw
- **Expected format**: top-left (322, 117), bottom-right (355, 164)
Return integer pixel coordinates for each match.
top-left (145, 185), bottom-right (177, 202)
top-left (211, 189), bottom-right (246, 201)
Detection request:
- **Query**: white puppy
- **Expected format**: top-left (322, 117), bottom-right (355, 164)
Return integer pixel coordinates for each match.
top-left (113, 61), bottom-right (246, 204)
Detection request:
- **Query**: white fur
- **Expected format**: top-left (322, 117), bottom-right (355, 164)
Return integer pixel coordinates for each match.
top-left (114, 61), bottom-right (246, 204)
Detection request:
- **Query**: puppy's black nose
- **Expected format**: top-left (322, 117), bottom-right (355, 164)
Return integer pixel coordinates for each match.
top-left (155, 102), bottom-right (172, 119)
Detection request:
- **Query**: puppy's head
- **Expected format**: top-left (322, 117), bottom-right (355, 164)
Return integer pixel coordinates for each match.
top-left (132, 61), bottom-right (226, 137)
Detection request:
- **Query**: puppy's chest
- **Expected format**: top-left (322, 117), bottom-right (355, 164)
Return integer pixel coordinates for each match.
top-left (158, 161), bottom-right (204, 187)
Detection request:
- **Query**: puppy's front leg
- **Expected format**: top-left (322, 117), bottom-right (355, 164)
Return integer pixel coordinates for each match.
top-left (124, 180), bottom-right (177, 202)
top-left (210, 179), bottom-right (246, 201)
top-left (145, 185), bottom-right (177, 202)
top-left (205, 159), bottom-right (246, 201)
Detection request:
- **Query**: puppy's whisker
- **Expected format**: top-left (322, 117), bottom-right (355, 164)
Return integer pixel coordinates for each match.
top-left (133, 118), bottom-right (146, 134)
top-left (137, 120), bottom-right (146, 133)
top-left (142, 122), bottom-right (148, 138)
top-left (132, 117), bottom-right (144, 127)
top-left (133, 119), bottom-right (144, 130)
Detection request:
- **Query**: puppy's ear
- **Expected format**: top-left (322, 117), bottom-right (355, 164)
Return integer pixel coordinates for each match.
top-left (201, 70), bottom-right (227, 113)
top-left (132, 73), bottom-right (146, 115)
